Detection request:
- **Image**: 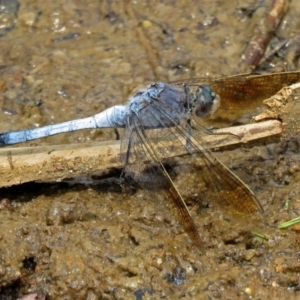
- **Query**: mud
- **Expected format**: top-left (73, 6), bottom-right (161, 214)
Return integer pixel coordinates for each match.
top-left (1, 0), bottom-right (300, 299)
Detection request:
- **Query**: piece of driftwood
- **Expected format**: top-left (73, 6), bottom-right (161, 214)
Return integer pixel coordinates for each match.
top-left (0, 120), bottom-right (282, 188)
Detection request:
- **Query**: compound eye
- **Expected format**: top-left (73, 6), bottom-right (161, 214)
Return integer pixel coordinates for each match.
top-left (194, 85), bottom-right (220, 118)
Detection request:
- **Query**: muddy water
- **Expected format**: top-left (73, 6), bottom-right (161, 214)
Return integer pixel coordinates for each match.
top-left (1, 0), bottom-right (300, 299)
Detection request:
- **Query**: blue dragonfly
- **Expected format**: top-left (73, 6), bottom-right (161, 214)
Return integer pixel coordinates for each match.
top-left (4, 72), bottom-right (292, 252)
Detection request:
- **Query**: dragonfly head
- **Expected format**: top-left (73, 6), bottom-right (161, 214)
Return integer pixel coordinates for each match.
top-left (193, 84), bottom-right (220, 118)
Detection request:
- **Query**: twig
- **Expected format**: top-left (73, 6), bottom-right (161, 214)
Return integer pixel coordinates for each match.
top-left (258, 32), bottom-right (300, 67)
top-left (0, 120), bottom-right (282, 188)
top-left (241, 0), bottom-right (289, 70)
top-left (124, 0), bottom-right (167, 81)
top-left (252, 82), bottom-right (300, 122)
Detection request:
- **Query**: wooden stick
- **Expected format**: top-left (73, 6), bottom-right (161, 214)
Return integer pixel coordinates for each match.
top-left (0, 120), bottom-right (282, 188)
top-left (241, 0), bottom-right (289, 70)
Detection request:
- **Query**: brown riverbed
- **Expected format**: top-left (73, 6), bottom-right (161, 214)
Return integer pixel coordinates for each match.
top-left (1, 0), bottom-right (300, 299)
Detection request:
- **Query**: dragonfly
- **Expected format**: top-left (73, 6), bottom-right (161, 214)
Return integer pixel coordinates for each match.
top-left (1, 72), bottom-right (298, 252)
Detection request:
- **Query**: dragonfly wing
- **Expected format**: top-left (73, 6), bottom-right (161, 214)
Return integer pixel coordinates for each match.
top-left (171, 72), bottom-right (300, 126)
top-left (120, 106), bottom-right (205, 252)
top-left (147, 97), bottom-right (264, 214)
top-left (119, 90), bottom-right (263, 252)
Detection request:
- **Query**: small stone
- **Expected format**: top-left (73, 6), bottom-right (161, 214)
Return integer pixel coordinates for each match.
top-left (245, 287), bottom-right (252, 295)
top-left (142, 20), bottom-right (152, 28)
top-left (245, 249), bottom-right (256, 261)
